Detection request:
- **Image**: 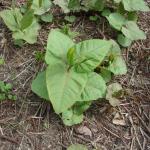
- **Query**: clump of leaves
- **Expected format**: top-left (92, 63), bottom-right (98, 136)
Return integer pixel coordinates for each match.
top-left (53, 0), bottom-right (149, 47)
top-left (0, 8), bottom-right (40, 44)
top-left (0, 81), bottom-right (16, 101)
top-left (104, 12), bottom-right (146, 47)
top-left (31, 29), bottom-right (127, 126)
top-left (54, 0), bottom-right (105, 13)
top-left (21, 0), bottom-right (53, 23)
top-left (102, 0), bottom-right (149, 47)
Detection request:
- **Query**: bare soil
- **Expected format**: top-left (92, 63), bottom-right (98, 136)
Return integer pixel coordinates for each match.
top-left (0, 0), bottom-right (150, 150)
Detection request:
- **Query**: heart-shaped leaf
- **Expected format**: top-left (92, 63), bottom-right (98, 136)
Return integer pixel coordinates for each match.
top-left (45, 29), bottom-right (75, 65)
top-left (73, 39), bottom-right (112, 72)
top-left (31, 71), bottom-right (49, 100)
top-left (46, 63), bottom-right (88, 114)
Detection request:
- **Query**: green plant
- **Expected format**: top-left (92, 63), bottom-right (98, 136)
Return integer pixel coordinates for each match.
top-left (0, 8), bottom-right (40, 44)
top-left (31, 29), bottom-right (127, 126)
top-left (54, 0), bottom-right (105, 13)
top-left (34, 50), bottom-right (45, 61)
top-left (0, 81), bottom-right (16, 101)
top-left (104, 12), bottom-right (146, 47)
top-left (59, 24), bottom-right (79, 39)
top-left (53, 0), bottom-right (149, 47)
top-left (21, 0), bottom-right (53, 23)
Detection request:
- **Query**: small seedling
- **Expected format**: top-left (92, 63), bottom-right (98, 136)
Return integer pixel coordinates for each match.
top-left (34, 50), bottom-right (45, 62)
top-left (0, 81), bottom-right (16, 101)
top-left (59, 24), bottom-right (79, 39)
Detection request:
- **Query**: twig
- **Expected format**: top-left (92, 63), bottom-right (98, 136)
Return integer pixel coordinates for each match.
top-left (0, 135), bottom-right (19, 145)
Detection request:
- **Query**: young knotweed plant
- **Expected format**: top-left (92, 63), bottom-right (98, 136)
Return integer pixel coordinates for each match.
top-left (0, 8), bottom-right (40, 44)
top-left (53, 0), bottom-right (105, 13)
top-left (31, 29), bottom-right (127, 126)
top-left (53, 0), bottom-right (149, 47)
top-left (102, 0), bottom-right (150, 47)
top-left (22, 0), bottom-right (53, 23)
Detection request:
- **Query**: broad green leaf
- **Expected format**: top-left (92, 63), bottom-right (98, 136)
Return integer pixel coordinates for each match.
top-left (0, 8), bottom-right (22, 31)
top-left (31, 0), bottom-right (52, 15)
top-left (31, 71), bottom-right (49, 100)
top-left (13, 19), bottom-right (40, 44)
top-left (46, 63), bottom-right (88, 114)
top-left (100, 68), bottom-right (112, 83)
top-left (20, 9), bottom-right (34, 30)
top-left (73, 101), bottom-right (91, 115)
top-left (68, 0), bottom-right (81, 11)
top-left (117, 34), bottom-right (132, 47)
top-left (73, 39), bottom-right (112, 73)
top-left (101, 9), bottom-right (111, 17)
top-left (64, 15), bottom-right (76, 23)
top-left (62, 101), bottom-right (91, 126)
top-left (106, 13), bottom-right (126, 30)
top-left (81, 72), bottom-right (106, 100)
top-left (54, 0), bottom-right (70, 13)
top-left (127, 12), bottom-right (138, 22)
top-left (82, 0), bottom-right (105, 11)
top-left (41, 13), bottom-right (53, 22)
top-left (106, 41), bottom-right (127, 75)
top-left (121, 21), bottom-right (146, 40)
top-left (45, 29), bottom-right (75, 65)
top-left (106, 83), bottom-right (123, 107)
top-left (67, 144), bottom-right (88, 150)
top-left (62, 108), bottom-right (84, 126)
top-left (122, 0), bottom-right (150, 12)
top-left (14, 39), bottom-right (24, 47)
top-left (117, 4), bottom-right (127, 16)
top-left (114, 0), bottom-right (121, 3)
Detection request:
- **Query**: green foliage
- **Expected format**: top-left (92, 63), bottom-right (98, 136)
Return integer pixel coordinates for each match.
top-left (89, 15), bottom-right (99, 22)
top-left (32, 29), bottom-right (127, 126)
top-left (67, 144), bottom-right (88, 150)
top-left (59, 24), bottom-right (79, 39)
top-left (0, 81), bottom-right (16, 101)
top-left (30, 0), bottom-right (52, 15)
top-left (54, 0), bottom-right (105, 13)
top-left (0, 8), bottom-right (40, 44)
top-left (64, 15), bottom-right (76, 23)
top-left (106, 12), bottom-right (146, 47)
top-left (41, 13), bottom-right (53, 22)
top-left (0, 57), bottom-right (5, 65)
top-left (52, 0), bottom-right (149, 47)
top-left (34, 50), bottom-right (45, 61)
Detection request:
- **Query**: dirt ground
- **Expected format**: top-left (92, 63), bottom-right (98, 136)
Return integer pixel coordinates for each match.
top-left (0, 0), bottom-right (150, 150)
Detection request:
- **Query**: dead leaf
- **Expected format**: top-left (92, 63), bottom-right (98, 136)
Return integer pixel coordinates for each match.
top-left (112, 112), bottom-right (126, 126)
top-left (77, 126), bottom-right (92, 137)
top-left (106, 83), bottom-right (123, 107)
